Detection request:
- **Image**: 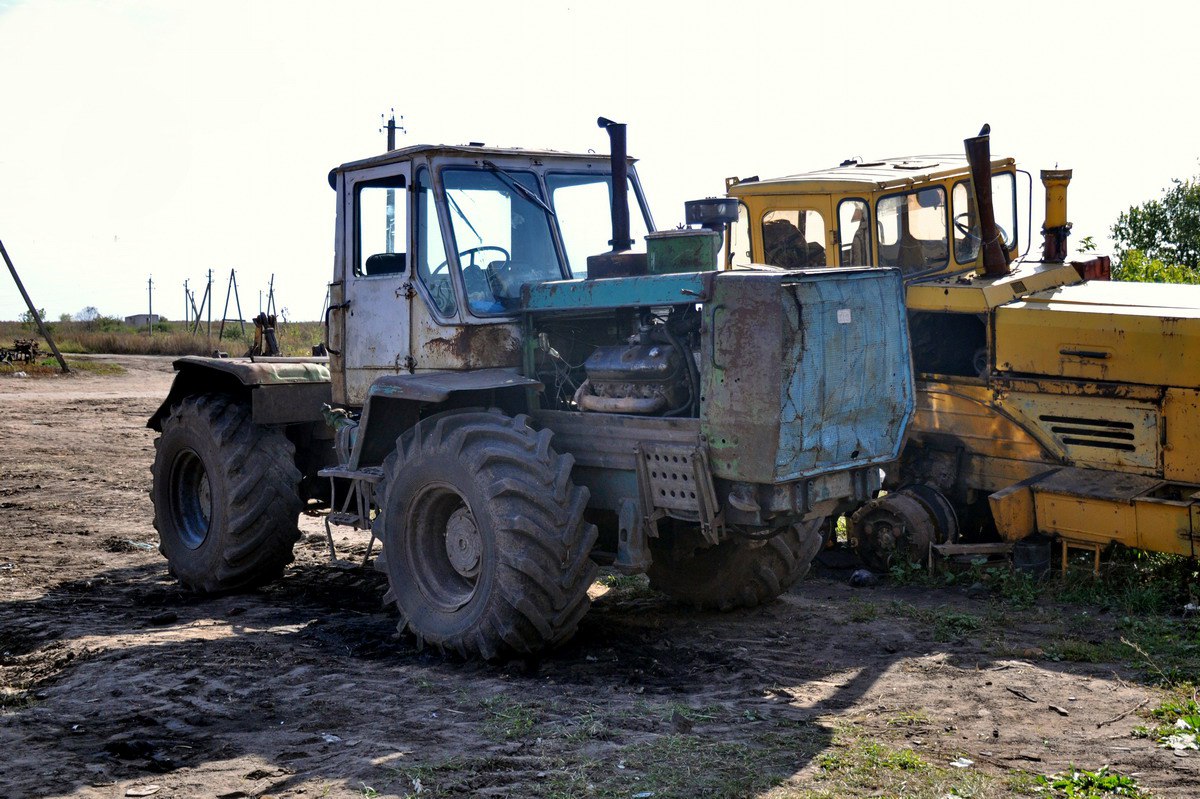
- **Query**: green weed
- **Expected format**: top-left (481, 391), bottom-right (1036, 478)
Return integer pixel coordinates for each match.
top-left (1036, 765), bottom-right (1148, 797)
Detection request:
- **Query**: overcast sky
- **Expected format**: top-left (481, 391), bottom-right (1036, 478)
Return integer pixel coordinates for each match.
top-left (1, 0), bottom-right (1197, 321)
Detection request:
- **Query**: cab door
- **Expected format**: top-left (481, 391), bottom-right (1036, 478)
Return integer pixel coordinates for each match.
top-left (342, 164), bottom-right (413, 404)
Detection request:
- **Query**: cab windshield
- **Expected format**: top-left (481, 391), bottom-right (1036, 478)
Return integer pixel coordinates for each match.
top-left (442, 167), bottom-right (562, 316)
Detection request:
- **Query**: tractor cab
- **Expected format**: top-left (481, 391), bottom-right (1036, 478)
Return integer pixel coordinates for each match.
top-left (725, 153), bottom-right (1022, 279)
top-left (326, 144), bottom-right (655, 405)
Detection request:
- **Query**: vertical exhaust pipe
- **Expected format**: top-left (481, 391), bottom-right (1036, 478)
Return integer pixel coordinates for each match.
top-left (1040, 169), bottom-right (1073, 263)
top-left (963, 125), bottom-right (1011, 277)
top-left (597, 117), bottom-right (633, 251)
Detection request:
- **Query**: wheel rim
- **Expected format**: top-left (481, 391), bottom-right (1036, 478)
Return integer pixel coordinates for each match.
top-left (169, 448), bottom-right (211, 550)
top-left (406, 482), bottom-right (481, 612)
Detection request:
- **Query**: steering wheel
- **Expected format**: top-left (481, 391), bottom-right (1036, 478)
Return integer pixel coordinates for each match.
top-left (954, 212), bottom-right (1008, 244)
top-left (431, 245), bottom-right (511, 276)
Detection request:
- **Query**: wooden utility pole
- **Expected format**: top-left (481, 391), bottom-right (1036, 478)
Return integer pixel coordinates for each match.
top-left (0, 237), bottom-right (69, 373)
top-left (147, 276), bottom-right (154, 338)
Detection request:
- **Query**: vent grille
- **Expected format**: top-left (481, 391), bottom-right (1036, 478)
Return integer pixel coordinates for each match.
top-left (1038, 414), bottom-right (1136, 452)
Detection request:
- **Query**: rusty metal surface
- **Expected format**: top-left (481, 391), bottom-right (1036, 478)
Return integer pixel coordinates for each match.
top-left (172, 355), bottom-right (330, 386)
top-left (366, 368), bottom-right (539, 404)
top-left (701, 268), bottom-right (913, 484)
top-left (251, 382), bottom-right (335, 426)
top-left (963, 130), bottom-right (1010, 276)
top-left (0, 339), bottom-right (39, 364)
top-left (532, 409), bottom-right (700, 472)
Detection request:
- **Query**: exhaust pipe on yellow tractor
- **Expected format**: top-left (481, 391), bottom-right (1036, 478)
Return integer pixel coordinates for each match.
top-left (963, 125), bottom-right (1012, 278)
top-left (1040, 169), bottom-right (1073, 263)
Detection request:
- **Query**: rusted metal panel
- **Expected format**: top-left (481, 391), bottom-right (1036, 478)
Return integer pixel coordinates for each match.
top-left (521, 271), bottom-right (712, 313)
top-left (252, 382), bottom-right (335, 426)
top-left (999, 391), bottom-right (1159, 475)
top-left (995, 284), bottom-right (1200, 389)
top-left (366, 368), bottom-right (539, 404)
top-left (531, 409), bottom-right (700, 472)
top-left (172, 355), bottom-right (330, 385)
top-left (1163, 388), bottom-right (1200, 483)
top-left (702, 268), bottom-right (913, 484)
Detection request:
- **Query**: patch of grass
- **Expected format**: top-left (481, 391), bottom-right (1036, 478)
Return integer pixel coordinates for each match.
top-left (0, 319), bottom-right (324, 357)
top-left (817, 738), bottom-right (927, 774)
top-left (1036, 765), bottom-right (1149, 797)
top-left (886, 601), bottom-right (985, 642)
top-left (1118, 617), bottom-right (1200, 686)
top-left (847, 597), bottom-right (878, 623)
top-left (594, 570), bottom-right (657, 600)
top-left (885, 708), bottom-right (931, 727)
top-left (1043, 638), bottom-right (1118, 663)
top-left (480, 694), bottom-right (540, 740)
top-left (618, 733), bottom-right (797, 798)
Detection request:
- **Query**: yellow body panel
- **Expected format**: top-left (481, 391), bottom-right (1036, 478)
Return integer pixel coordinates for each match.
top-left (996, 288), bottom-right (1200, 388)
top-left (906, 262), bottom-right (1081, 313)
top-left (1163, 389), bottom-right (1200, 483)
top-left (997, 392), bottom-right (1160, 475)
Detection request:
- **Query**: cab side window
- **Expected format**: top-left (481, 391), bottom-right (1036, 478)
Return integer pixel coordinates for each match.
top-left (761, 209), bottom-right (826, 269)
top-left (356, 177), bottom-right (408, 276)
top-left (877, 187), bottom-right (948, 275)
top-left (837, 200), bottom-right (871, 266)
top-left (414, 167), bottom-right (456, 316)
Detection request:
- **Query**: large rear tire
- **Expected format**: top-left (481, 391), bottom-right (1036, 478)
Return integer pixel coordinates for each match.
top-left (376, 410), bottom-right (597, 659)
top-left (647, 519), bottom-right (824, 611)
top-left (151, 394), bottom-right (302, 592)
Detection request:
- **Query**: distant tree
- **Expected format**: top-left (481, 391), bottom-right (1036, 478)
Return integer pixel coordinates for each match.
top-left (74, 306), bottom-right (100, 322)
top-left (1111, 249), bottom-right (1200, 284)
top-left (1111, 175), bottom-right (1200, 270)
top-left (58, 313), bottom-right (72, 323)
top-left (19, 307), bottom-right (46, 328)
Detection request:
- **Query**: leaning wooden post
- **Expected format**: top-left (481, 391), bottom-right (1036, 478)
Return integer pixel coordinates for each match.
top-left (0, 237), bottom-right (68, 374)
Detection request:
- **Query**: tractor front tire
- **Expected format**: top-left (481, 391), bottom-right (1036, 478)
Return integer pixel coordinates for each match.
top-left (151, 394), bottom-right (302, 592)
top-left (647, 519), bottom-right (824, 611)
top-left (376, 410), bottom-right (597, 659)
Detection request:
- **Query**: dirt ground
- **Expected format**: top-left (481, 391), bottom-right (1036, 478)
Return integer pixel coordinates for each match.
top-left (1, 357), bottom-right (1196, 799)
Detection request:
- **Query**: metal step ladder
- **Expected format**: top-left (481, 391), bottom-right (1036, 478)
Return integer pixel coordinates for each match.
top-left (317, 465), bottom-right (384, 566)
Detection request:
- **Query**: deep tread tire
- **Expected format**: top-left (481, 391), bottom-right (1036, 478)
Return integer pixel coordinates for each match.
top-left (151, 394), bottom-right (302, 592)
top-left (647, 519), bottom-right (824, 611)
top-left (376, 409), bottom-right (597, 659)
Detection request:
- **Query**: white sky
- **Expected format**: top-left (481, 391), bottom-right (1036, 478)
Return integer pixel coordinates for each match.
top-left (1, 0), bottom-right (1197, 321)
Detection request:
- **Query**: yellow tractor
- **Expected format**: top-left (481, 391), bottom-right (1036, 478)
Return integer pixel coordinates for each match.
top-left (725, 128), bottom-right (1200, 571)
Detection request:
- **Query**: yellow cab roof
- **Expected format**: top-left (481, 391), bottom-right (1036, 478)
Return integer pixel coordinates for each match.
top-left (729, 154), bottom-right (1016, 196)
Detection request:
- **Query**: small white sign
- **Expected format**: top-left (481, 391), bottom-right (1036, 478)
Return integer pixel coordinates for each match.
top-left (836, 308), bottom-right (852, 324)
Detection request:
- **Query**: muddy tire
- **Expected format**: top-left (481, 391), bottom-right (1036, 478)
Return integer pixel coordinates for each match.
top-left (647, 518), bottom-right (824, 611)
top-left (151, 394), bottom-right (302, 592)
top-left (376, 410), bottom-right (597, 659)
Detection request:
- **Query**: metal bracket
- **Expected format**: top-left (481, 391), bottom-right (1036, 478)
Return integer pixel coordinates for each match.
top-left (635, 443), bottom-right (724, 545)
top-left (613, 497), bottom-right (651, 574)
top-left (317, 465), bottom-right (384, 566)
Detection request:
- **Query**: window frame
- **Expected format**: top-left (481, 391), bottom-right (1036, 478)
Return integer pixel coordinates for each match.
top-left (836, 197), bottom-right (873, 267)
top-left (874, 185), bottom-right (950, 280)
top-left (439, 164), bottom-right (563, 318)
top-left (543, 168), bottom-right (657, 278)
top-left (353, 174), bottom-right (409, 278)
top-left (950, 172), bottom-right (1019, 266)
